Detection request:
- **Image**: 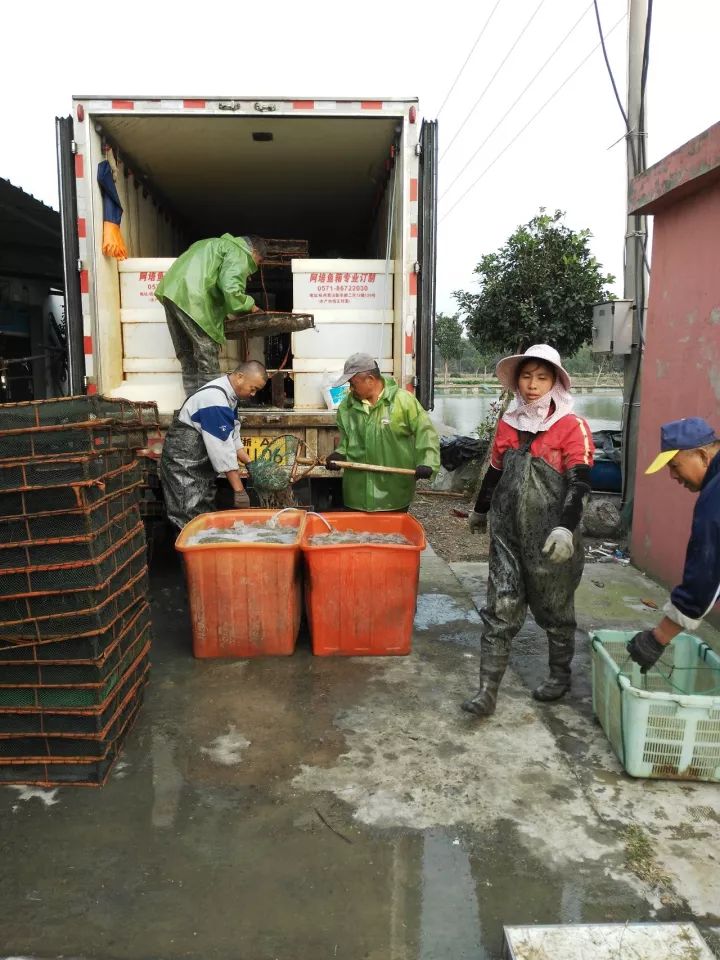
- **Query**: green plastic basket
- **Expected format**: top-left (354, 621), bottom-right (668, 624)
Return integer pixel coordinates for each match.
top-left (0, 450), bottom-right (137, 492)
top-left (0, 692), bottom-right (144, 785)
top-left (0, 514), bottom-right (146, 598)
top-left (0, 627), bottom-right (150, 708)
top-left (591, 630), bottom-right (720, 781)
top-left (0, 647), bottom-right (149, 736)
top-left (0, 602), bottom-right (150, 679)
top-left (0, 483), bottom-right (142, 545)
top-left (0, 459), bottom-right (142, 514)
top-left (0, 566), bottom-right (148, 645)
top-left (0, 599), bottom-right (149, 663)
top-left (0, 395), bottom-right (145, 430)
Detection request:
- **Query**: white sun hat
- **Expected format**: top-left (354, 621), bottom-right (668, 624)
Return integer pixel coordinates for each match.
top-left (495, 344), bottom-right (571, 391)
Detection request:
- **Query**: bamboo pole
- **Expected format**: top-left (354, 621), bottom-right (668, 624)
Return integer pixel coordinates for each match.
top-left (296, 456), bottom-right (416, 477)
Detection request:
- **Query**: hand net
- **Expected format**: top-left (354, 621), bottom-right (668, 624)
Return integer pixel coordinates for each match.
top-left (246, 436), bottom-right (303, 508)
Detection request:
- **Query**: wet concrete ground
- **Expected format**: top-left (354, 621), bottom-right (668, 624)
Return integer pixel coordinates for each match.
top-left (0, 537), bottom-right (719, 960)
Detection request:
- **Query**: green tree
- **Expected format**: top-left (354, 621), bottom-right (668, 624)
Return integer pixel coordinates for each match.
top-left (434, 312), bottom-right (464, 383)
top-left (454, 209), bottom-right (615, 358)
top-left (564, 344), bottom-right (596, 375)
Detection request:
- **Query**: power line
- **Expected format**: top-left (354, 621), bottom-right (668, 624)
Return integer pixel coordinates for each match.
top-left (440, 0), bottom-right (548, 160)
top-left (440, 0), bottom-right (594, 202)
top-left (440, 11), bottom-right (627, 223)
top-left (593, 0), bottom-right (638, 175)
top-left (436, 0), bottom-right (505, 118)
top-left (593, 0), bottom-right (629, 129)
top-left (592, 0), bottom-right (652, 274)
top-left (638, 0), bottom-right (654, 169)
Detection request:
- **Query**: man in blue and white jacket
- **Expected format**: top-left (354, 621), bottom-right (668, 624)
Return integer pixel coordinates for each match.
top-left (627, 417), bottom-right (720, 670)
top-left (160, 361), bottom-right (268, 529)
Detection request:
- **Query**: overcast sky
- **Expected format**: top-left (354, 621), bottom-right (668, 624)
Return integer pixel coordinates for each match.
top-left (1, 0), bottom-right (717, 314)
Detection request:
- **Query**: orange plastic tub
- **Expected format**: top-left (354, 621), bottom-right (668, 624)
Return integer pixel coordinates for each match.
top-left (175, 509), bottom-right (305, 658)
top-left (301, 512), bottom-right (426, 656)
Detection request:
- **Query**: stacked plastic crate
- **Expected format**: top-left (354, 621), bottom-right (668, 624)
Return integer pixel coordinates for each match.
top-left (0, 396), bottom-right (156, 787)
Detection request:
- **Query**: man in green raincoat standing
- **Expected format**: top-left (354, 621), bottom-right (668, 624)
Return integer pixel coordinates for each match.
top-left (156, 234), bottom-right (266, 396)
top-left (326, 353), bottom-right (440, 511)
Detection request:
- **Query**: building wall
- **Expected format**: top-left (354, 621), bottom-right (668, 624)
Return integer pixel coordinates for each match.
top-left (631, 178), bottom-right (720, 587)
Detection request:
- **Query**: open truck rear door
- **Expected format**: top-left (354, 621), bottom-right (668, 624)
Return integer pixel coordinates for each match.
top-left (55, 115), bottom-right (85, 394)
top-left (416, 118), bottom-right (438, 411)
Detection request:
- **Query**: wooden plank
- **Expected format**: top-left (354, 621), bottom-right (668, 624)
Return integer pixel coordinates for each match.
top-left (225, 311), bottom-right (314, 338)
top-left (240, 411), bottom-right (337, 428)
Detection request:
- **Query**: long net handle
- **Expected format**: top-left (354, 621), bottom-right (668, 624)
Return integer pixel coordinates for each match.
top-left (296, 456), bottom-right (416, 477)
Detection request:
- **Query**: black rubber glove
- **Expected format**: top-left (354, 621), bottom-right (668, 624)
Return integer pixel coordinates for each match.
top-left (559, 464), bottom-right (592, 532)
top-left (474, 465), bottom-right (503, 513)
top-left (415, 465), bottom-right (433, 480)
top-left (627, 629), bottom-right (666, 673)
top-left (325, 452), bottom-right (346, 472)
top-left (468, 511), bottom-right (488, 535)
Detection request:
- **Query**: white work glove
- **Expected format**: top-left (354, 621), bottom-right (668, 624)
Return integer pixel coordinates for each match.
top-left (468, 511), bottom-right (488, 535)
top-left (542, 527), bottom-right (574, 564)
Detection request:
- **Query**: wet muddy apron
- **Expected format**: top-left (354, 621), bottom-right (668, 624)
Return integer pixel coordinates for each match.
top-left (159, 384), bottom-right (238, 530)
top-left (483, 434), bottom-right (584, 679)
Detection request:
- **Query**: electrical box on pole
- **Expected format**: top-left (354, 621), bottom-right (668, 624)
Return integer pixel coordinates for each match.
top-left (591, 300), bottom-right (633, 355)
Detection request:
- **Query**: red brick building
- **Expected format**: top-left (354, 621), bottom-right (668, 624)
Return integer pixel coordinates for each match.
top-left (629, 121), bottom-right (720, 587)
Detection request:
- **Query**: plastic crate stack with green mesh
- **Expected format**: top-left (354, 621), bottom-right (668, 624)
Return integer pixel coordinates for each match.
top-left (0, 395), bottom-right (157, 786)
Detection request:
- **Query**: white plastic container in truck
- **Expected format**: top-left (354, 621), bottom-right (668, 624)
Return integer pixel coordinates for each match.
top-left (55, 95), bottom-right (437, 502)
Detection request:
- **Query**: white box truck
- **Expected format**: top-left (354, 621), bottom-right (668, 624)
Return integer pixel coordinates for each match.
top-left (55, 95), bottom-right (437, 498)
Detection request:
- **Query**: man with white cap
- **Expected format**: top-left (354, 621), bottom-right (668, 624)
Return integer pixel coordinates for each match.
top-left (325, 352), bottom-right (440, 512)
top-left (627, 417), bottom-right (720, 671)
top-left (462, 344), bottom-right (595, 716)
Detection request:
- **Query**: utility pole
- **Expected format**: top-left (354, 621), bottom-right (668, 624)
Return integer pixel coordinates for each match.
top-left (621, 0), bottom-right (650, 515)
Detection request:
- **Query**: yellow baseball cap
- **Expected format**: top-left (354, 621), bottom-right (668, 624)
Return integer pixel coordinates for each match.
top-left (645, 449), bottom-right (678, 475)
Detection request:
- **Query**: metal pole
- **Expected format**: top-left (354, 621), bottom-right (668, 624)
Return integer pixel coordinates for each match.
top-left (55, 116), bottom-right (85, 395)
top-left (621, 0), bottom-right (650, 512)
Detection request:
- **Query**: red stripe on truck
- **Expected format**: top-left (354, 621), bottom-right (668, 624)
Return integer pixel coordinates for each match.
top-left (77, 218), bottom-right (86, 238)
top-left (410, 223), bottom-right (418, 238)
top-left (87, 383), bottom-right (98, 395)
top-left (293, 101), bottom-right (314, 109)
top-left (112, 100), bottom-right (134, 109)
top-left (84, 336), bottom-right (93, 354)
top-left (405, 333), bottom-right (413, 353)
top-left (410, 178), bottom-right (418, 202)
top-left (80, 270), bottom-right (89, 294)
top-left (361, 101), bottom-right (382, 110)
top-left (75, 154), bottom-right (84, 178)
top-left (183, 99), bottom-right (206, 108)
top-left (409, 273), bottom-right (417, 296)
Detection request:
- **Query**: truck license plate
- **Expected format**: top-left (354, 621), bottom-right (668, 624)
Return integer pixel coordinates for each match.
top-left (242, 436), bottom-right (290, 465)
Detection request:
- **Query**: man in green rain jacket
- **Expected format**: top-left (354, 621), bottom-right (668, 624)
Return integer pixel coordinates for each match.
top-left (156, 234), bottom-right (266, 396)
top-left (326, 353), bottom-right (441, 512)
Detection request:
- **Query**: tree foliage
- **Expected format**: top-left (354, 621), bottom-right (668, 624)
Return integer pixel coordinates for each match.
top-left (454, 209), bottom-right (615, 358)
top-left (434, 313), bottom-right (464, 363)
top-left (434, 312), bottom-right (465, 382)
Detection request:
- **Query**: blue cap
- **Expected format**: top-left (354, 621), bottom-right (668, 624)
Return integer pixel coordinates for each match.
top-left (646, 417), bottom-right (718, 474)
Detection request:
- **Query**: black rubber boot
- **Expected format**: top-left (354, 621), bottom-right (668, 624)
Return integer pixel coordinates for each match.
top-left (532, 674), bottom-right (570, 701)
top-left (532, 632), bottom-right (574, 702)
top-left (462, 649), bottom-right (509, 717)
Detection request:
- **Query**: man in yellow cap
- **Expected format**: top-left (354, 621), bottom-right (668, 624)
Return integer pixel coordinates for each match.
top-left (627, 417), bottom-right (720, 671)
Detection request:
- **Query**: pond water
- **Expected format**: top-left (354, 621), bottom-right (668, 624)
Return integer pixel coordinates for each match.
top-left (432, 392), bottom-right (623, 436)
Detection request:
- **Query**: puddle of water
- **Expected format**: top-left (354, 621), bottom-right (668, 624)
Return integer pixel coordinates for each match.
top-left (415, 594), bottom-right (481, 632)
top-left (420, 830), bottom-right (485, 960)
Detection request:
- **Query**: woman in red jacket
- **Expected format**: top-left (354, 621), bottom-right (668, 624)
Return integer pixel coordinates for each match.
top-left (462, 345), bottom-right (595, 717)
